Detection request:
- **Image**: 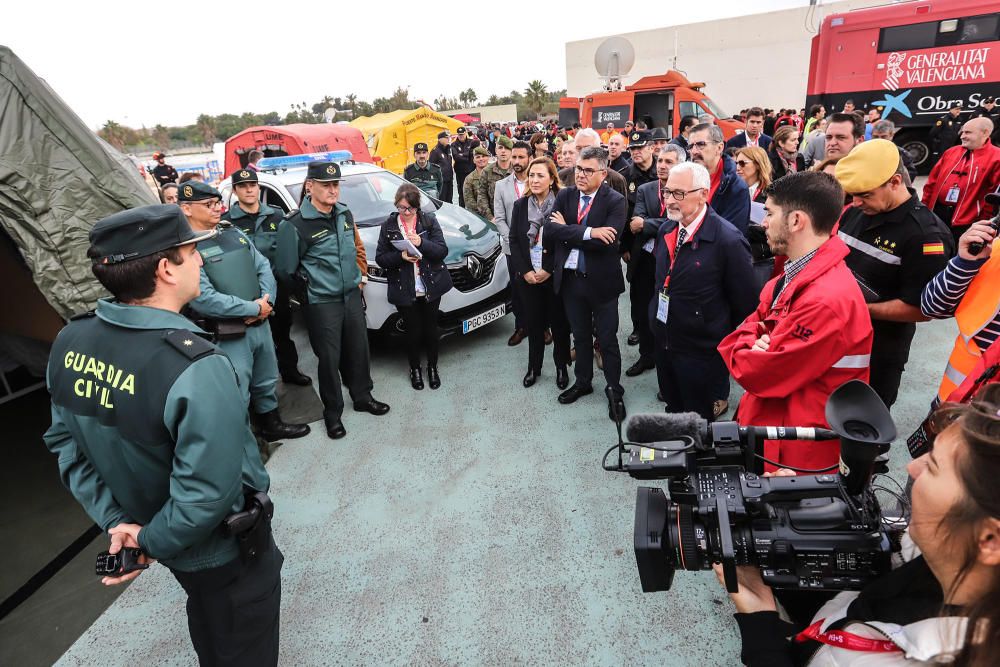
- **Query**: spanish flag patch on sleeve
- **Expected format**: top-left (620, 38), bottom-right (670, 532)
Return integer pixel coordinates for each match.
top-left (923, 242), bottom-right (945, 255)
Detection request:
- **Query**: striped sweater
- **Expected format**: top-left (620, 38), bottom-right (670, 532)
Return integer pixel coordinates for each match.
top-left (921, 255), bottom-right (1000, 352)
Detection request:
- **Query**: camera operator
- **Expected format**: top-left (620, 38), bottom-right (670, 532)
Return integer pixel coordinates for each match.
top-left (718, 171), bottom-right (872, 472)
top-left (716, 384), bottom-right (1000, 666)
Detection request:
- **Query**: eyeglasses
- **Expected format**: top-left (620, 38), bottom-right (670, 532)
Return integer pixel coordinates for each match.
top-left (191, 200), bottom-right (222, 209)
top-left (574, 165), bottom-right (607, 177)
top-left (662, 187), bottom-right (705, 201)
top-left (735, 160), bottom-right (751, 167)
top-left (396, 205), bottom-right (416, 214)
top-left (688, 141), bottom-right (719, 151)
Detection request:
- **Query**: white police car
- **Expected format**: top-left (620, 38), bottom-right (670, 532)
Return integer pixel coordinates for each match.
top-left (218, 152), bottom-right (509, 336)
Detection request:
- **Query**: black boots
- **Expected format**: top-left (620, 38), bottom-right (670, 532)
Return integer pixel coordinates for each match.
top-left (427, 365), bottom-right (441, 390)
top-left (258, 409), bottom-right (310, 442)
top-left (410, 367), bottom-right (424, 390)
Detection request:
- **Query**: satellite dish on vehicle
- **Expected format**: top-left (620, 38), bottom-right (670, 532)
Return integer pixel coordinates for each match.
top-left (594, 37), bottom-right (635, 91)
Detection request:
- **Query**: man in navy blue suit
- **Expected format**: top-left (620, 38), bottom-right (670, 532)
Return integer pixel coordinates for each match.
top-left (724, 107), bottom-right (772, 152)
top-left (689, 123), bottom-right (751, 235)
top-left (649, 161), bottom-right (758, 420)
top-left (543, 146), bottom-right (628, 420)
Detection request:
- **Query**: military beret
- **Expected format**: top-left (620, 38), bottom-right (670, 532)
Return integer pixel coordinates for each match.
top-left (496, 136), bottom-right (513, 150)
top-left (414, 142), bottom-right (429, 152)
top-left (231, 168), bottom-right (257, 186)
top-left (306, 161), bottom-right (341, 182)
top-left (834, 139), bottom-right (901, 193)
top-left (177, 180), bottom-right (222, 202)
top-left (628, 130), bottom-right (651, 147)
top-left (473, 146), bottom-right (490, 157)
top-left (89, 204), bottom-right (215, 265)
top-left (437, 130), bottom-right (450, 139)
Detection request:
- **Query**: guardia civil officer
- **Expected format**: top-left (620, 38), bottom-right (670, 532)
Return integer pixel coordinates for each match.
top-left (403, 142), bottom-right (443, 199)
top-left (178, 181), bottom-right (309, 441)
top-left (275, 161), bottom-right (390, 440)
top-left (44, 205), bottom-right (283, 666)
top-left (222, 168), bottom-right (311, 386)
top-left (835, 139), bottom-right (954, 409)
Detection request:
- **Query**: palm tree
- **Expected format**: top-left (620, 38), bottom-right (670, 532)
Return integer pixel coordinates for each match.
top-left (524, 80), bottom-right (548, 119)
top-left (100, 120), bottom-right (125, 150)
top-left (196, 114), bottom-right (217, 145)
top-left (346, 93), bottom-right (358, 114)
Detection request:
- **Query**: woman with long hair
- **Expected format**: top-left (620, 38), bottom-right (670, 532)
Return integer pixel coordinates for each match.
top-left (769, 126), bottom-right (806, 181)
top-left (374, 184), bottom-right (453, 390)
top-left (717, 383), bottom-right (1000, 666)
top-left (735, 146), bottom-right (772, 204)
top-left (529, 132), bottom-right (551, 160)
top-left (507, 157), bottom-right (571, 389)
top-left (737, 145), bottom-right (776, 293)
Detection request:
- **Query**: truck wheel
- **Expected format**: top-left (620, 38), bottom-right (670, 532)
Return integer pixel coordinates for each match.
top-left (897, 133), bottom-right (931, 174)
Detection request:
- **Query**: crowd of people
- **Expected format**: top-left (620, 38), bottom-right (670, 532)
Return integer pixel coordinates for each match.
top-left (43, 92), bottom-right (1000, 666)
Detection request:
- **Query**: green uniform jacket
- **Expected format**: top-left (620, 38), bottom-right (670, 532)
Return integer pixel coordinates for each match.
top-left (189, 224), bottom-right (276, 318)
top-left (43, 299), bottom-right (269, 572)
top-left (463, 169), bottom-right (488, 218)
top-left (274, 197), bottom-right (362, 304)
top-left (477, 161), bottom-right (510, 218)
top-left (403, 162), bottom-right (443, 200)
top-left (221, 202), bottom-right (284, 266)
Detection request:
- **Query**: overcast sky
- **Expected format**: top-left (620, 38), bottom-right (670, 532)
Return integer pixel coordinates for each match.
top-left (5, 0), bottom-right (811, 129)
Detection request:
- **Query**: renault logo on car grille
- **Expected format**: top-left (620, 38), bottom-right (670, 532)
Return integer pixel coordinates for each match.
top-left (467, 255), bottom-right (483, 280)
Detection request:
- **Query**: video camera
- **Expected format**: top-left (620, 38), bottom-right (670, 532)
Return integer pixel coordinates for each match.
top-left (604, 381), bottom-right (901, 594)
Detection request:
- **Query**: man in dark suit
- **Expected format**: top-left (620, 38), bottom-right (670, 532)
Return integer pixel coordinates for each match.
top-left (724, 107), bottom-right (772, 152)
top-left (543, 146), bottom-right (628, 420)
top-left (649, 161), bottom-right (758, 420)
top-left (624, 145), bottom-right (686, 380)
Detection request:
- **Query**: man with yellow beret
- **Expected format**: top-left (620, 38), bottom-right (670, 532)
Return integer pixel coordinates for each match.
top-left (834, 138), bottom-right (954, 409)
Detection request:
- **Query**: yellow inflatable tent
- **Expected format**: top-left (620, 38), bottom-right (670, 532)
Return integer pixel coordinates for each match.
top-left (350, 108), bottom-right (463, 175)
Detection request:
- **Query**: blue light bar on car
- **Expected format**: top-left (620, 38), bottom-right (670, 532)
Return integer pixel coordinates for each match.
top-left (256, 151), bottom-right (353, 170)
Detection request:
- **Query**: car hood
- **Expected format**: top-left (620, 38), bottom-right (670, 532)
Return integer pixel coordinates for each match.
top-left (358, 202), bottom-right (500, 264)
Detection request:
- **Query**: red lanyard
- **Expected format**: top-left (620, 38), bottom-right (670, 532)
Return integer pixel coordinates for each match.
top-left (795, 620), bottom-right (901, 654)
top-left (661, 228), bottom-right (679, 289)
top-left (400, 215), bottom-right (417, 236)
top-left (514, 179), bottom-right (526, 198)
top-left (658, 186), bottom-right (667, 216)
top-left (577, 196), bottom-right (594, 224)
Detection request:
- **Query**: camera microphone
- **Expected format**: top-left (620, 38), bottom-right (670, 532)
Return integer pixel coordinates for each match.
top-left (625, 413), bottom-right (837, 445)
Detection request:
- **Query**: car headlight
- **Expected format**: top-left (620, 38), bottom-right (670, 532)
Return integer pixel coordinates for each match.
top-left (366, 264), bottom-right (388, 283)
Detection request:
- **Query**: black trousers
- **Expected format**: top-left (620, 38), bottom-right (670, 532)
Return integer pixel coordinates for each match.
top-left (439, 179), bottom-right (454, 205)
top-left (517, 278), bottom-right (571, 373)
top-left (398, 296), bottom-right (441, 368)
top-left (562, 271), bottom-right (622, 392)
top-left (302, 290), bottom-right (374, 423)
top-left (869, 359), bottom-right (906, 409)
top-left (628, 252), bottom-right (656, 363)
top-left (269, 288), bottom-right (300, 377)
top-left (659, 348), bottom-right (728, 421)
top-left (171, 537), bottom-right (283, 667)
top-left (505, 255), bottom-right (525, 330)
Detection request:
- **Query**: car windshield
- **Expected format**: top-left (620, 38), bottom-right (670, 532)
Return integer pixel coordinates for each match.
top-left (284, 171), bottom-right (438, 227)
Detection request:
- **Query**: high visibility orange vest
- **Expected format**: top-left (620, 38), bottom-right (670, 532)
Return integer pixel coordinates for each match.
top-left (937, 240), bottom-right (1000, 402)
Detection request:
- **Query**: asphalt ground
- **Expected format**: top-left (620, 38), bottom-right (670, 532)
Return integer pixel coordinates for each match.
top-left (50, 296), bottom-right (957, 666)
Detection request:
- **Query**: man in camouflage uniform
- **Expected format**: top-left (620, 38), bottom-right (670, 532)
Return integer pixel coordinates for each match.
top-left (478, 135), bottom-right (513, 218)
top-left (463, 146), bottom-right (491, 218)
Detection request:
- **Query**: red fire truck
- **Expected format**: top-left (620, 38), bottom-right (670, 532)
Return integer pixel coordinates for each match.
top-left (806, 0), bottom-right (999, 171)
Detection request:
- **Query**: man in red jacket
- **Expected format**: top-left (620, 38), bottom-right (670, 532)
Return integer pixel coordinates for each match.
top-left (922, 116), bottom-right (1000, 246)
top-left (718, 171), bottom-right (873, 472)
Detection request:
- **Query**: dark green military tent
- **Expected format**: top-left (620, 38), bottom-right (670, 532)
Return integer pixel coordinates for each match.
top-left (0, 45), bottom-right (154, 367)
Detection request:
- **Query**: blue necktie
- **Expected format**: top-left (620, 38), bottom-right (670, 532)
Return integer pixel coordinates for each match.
top-left (577, 195), bottom-right (591, 273)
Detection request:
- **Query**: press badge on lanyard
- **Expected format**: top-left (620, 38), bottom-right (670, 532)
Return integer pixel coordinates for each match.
top-left (945, 185), bottom-right (960, 204)
top-left (657, 227), bottom-right (680, 323)
top-left (530, 235), bottom-right (543, 271)
top-left (566, 196), bottom-right (594, 270)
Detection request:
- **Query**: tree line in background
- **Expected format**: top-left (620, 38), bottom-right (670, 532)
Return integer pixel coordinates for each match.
top-left (99, 81), bottom-right (566, 154)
